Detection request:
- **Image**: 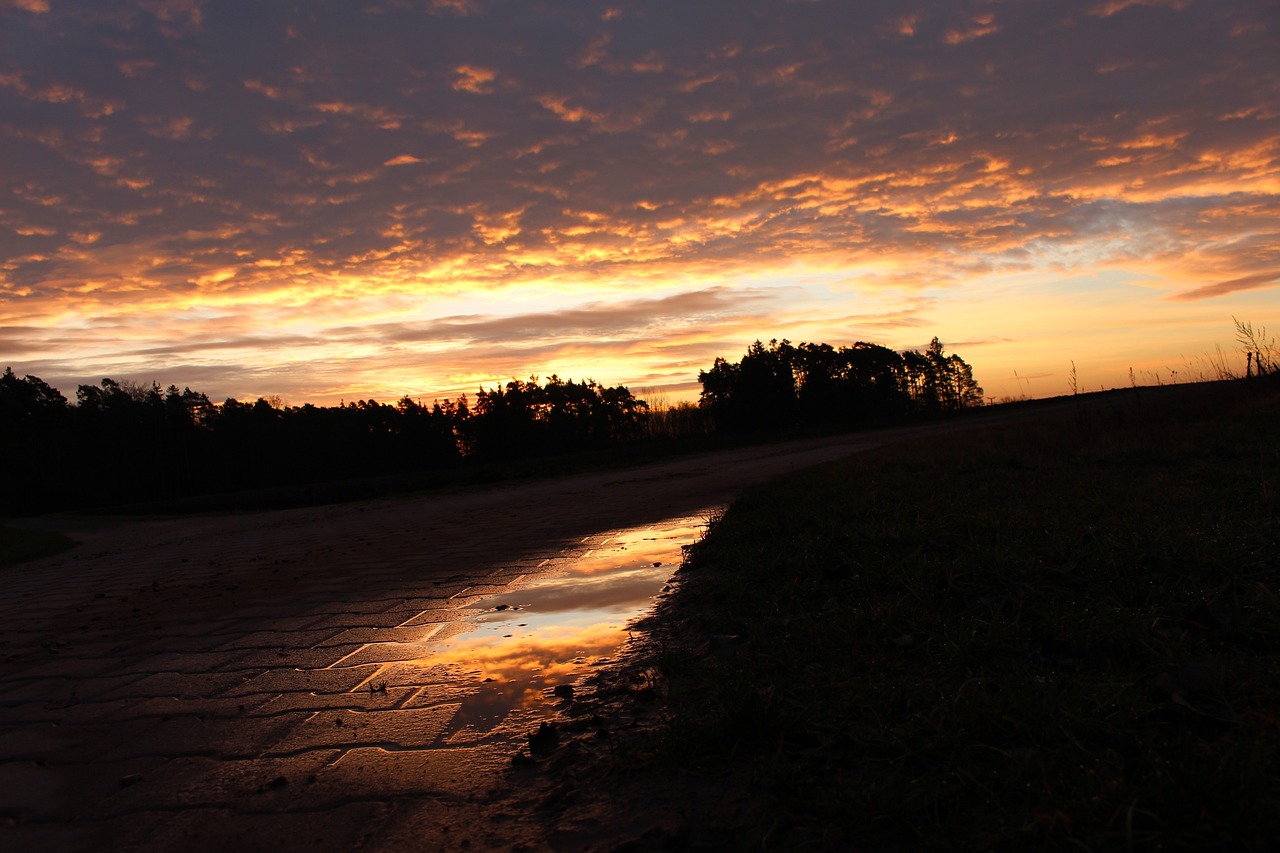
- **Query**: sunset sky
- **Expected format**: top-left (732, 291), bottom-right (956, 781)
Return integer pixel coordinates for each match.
top-left (2, 0), bottom-right (1277, 406)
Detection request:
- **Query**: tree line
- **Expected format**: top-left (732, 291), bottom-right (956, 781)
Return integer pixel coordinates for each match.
top-left (698, 337), bottom-right (983, 431)
top-left (2, 336), bottom-right (981, 514)
top-left (0, 371), bottom-right (648, 514)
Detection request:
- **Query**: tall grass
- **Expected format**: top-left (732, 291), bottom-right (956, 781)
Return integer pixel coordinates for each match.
top-left (637, 389), bottom-right (715, 441)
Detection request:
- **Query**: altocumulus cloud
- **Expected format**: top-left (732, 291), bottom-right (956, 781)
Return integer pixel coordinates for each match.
top-left (0, 0), bottom-right (1276, 402)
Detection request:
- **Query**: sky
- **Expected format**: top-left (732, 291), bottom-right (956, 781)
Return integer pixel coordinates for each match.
top-left (1, 0), bottom-right (1277, 406)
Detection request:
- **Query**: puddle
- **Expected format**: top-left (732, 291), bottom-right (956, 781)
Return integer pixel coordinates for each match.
top-left (362, 513), bottom-right (712, 744)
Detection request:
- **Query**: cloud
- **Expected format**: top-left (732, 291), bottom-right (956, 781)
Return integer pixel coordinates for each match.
top-left (1169, 271), bottom-right (1280, 301)
top-left (452, 65), bottom-right (498, 94)
top-left (944, 13), bottom-right (1000, 44)
top-left (1, 0), bottom-right (1276, 403)
top-left (1089, 0), bottom-right (1191, 18)
top-left (1, 0), bottom-right (50, 13)
top-left (359, 287), bottom-right (780, 346)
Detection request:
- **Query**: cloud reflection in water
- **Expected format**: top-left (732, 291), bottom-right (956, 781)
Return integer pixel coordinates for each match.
top-left (399, 515), bottom-right (709, 741)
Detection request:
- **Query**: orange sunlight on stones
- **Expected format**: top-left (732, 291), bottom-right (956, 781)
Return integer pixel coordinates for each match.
top-left (224, 663), bottom-right (383, 697)
top-left (300, 746), bottom-right (508, 803)
top-left (265, 705), bottom-right (461, 753)
top-left (251, 686), bottom-right (414, 715)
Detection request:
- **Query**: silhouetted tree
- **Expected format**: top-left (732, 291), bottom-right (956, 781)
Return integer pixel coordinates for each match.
top-left (699, 340), bottom-right (799, 431)
top-left (947, 353), bottom-right (985, 409)
top-left (844, 342), bottom-right (911, 417)
top-left (901, 338), bottom-right (982, 412)
top-left (1, 368), bottom-right (73, 513)
top-left (464, 375), bottom-right (648, 458)
top-left (698, 336), bottom-right (981, 430)
top-left (697, 357), bottom-right (740, 421)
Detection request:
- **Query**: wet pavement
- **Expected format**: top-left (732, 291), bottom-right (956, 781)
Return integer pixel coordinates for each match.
top-left (417, 519), bottom-right (705, 746)
top-left (0, 416), bottom-right (1049, 850)
top-left (0, 504), bottom-right (708, 852)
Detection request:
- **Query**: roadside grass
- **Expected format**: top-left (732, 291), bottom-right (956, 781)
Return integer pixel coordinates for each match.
top-left (0, 525), bottom-right (76, 566)
top-left (640, 379), bottom-right (1280, 850)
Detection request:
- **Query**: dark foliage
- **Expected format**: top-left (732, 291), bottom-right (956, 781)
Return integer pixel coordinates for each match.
top-left (0, 368), bottom-right (646, 515)
top-left (698, 337), bottom-right (983, 432)
top-left (464, 375), bottom-right (647, 459)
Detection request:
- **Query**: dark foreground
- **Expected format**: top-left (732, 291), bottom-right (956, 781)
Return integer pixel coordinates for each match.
top-left (576, 378), bottom-right (1280, 850)
top-left (4, 383), bottom-right (1272, 850)
top-left (0, 414), bottom-right (1019, 851)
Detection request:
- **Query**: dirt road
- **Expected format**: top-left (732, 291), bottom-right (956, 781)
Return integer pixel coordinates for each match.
top-left (0, 407), bottom-right (1070, 851)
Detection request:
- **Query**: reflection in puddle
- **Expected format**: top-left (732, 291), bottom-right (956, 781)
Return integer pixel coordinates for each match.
top-left (376, 515), bottom-right (710, 743)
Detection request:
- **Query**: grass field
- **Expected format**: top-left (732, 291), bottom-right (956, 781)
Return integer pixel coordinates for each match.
top-left (0, 525), bottom-right (76, 567)
top-left (632, 378), bottom-right (1280, 850)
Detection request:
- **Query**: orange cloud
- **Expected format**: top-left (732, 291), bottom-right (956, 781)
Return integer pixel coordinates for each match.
top-left (2, 0), bottom-right (50, 12)
top-left (452, 65), bottom-right (498, 94)
top-left (944, 14), bottom-right (999, 44)
top-left (1090, 0), bottom-right (1191, 17)
top-left (1169, 271), bottom-right (1280, 301)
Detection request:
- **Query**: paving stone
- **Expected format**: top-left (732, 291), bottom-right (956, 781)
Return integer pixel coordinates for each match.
top-left (397, 683), bottom-right (475, 710)
top-left (449, 583), bottom-right (513, 598)
top-left (0, 697), bottom-right (139, 726)
top-left (397, 581), bottom-right (472, 597)
top-left (287, 745), bottom-right (507, 809)
top-left (98, 693), bottom-right (274, 722)
top-left (206, 604), bottom-right (305, 620)
top-left (351, 660), bottom-right (457, 690)
top-left (392, 607), bottom-right (482, 628)
top-left (483, 568), bottom-right (536, 583)
top-left (251, 686), bottom-right (413, 716)
top-left (0, 718), bottom-right (160, 764)
top-left (235, 613), bottom-right (326, 631)
top-left (227, 644), bottom-right (363, 671)
top-left (293, 609), bottom-right (417, 631)
top-left (314, 625), bottom-right (455, 648)
top-left (133, 618), bottom-right (247, 639)
top-left (0, 674), bottom-right (143, 705)
top-left (264, 705), bottom-right (461, 753)
top-left (0, 755), bottom-right (163, 822)
top-left (95, 669), bottom-right (253, 701)
top-left (107, 801), bottom-right (392, 852)
top-left (223, 664), bottom-right (380, 697)
top-left (304, 598), bottom-right (401, 616)
top-left (81, 714), bottom-right (302, 763)
top-left (373, 595), bottom-right (455, 613)
top-left (325, 642), bottom-right (441, 668)
top-left (213, 628), bottom-right (345, 651)
top-left (82, 751), bottom-right (341, 817)
top-left (114, 649), bottom-right (255, 676)
top-left (1, 643), bottom-right (123, 678)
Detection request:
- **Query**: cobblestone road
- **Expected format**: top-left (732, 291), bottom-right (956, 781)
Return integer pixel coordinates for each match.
top-left (0, 414), bottom-right (1048, 851)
